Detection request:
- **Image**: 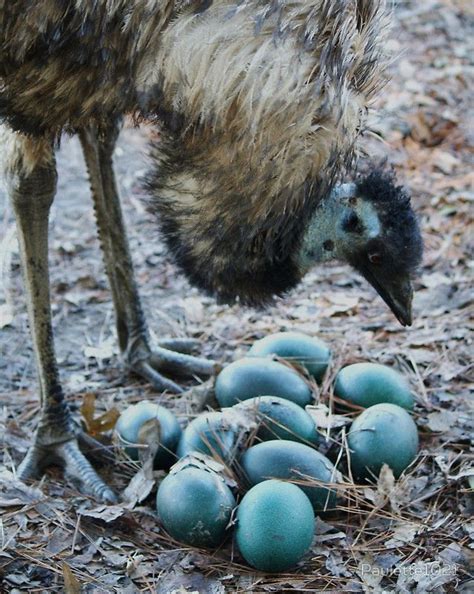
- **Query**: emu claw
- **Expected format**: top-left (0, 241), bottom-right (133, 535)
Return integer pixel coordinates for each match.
top-left (18, 437), bottom-right (117, 503)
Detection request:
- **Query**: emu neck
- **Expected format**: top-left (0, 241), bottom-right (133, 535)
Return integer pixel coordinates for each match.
top-left (298, 183), bottom-right (356, 270)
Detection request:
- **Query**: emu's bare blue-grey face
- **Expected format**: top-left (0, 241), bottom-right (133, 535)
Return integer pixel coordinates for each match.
top-left (299, 170), bottom-right (423, 326)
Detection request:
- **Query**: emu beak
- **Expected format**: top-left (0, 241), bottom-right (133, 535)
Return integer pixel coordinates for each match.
top-left (361, 268), bottom-right (414, 326)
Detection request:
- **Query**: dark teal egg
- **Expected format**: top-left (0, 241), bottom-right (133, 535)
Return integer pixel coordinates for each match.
top-left (115, 401), bottom-right (181, 469)
top-left (241, 440), bottom-right (337, 512)
top-left (177, 412), bottom-right (237, 461)
top-left (240, 396), bottom-right (318, 445)
top-left (348, 403), bottom-right (419, 481)
top-left (236, 480), bottom-right (315, 572)
top-left (334, 362), bottom-right (414, 410)
top-left (156, 467), bottom-right (235, 548)
top-left (215, 358), bottom-right (312, 408)
top-left (248, 332), bottom-right (331, 382)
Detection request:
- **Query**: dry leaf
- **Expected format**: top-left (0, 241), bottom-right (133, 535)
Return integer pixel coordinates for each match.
top-left (385, 523), bottom-right (420, 548)
top-left (137, 417), bottom-right (162, 465)
top-left (170, 452), bottom-right (238, 490)
top-left (426, 410), bottom-right (458, 432)
top-left (80, 393), bottom-right (120, 437)
top-left (122, 443), bottom-right (158, 506)
top-left (315, 294), bottom-right (360, 317)
top-left (306, 404), bottom-right (351, 429)
top-left (62, 562), bottom-right (81, 594)
top-left (356, 554), bottom-right (383, 590)
top-left (0, 470), bottom-right (45, 507)
top-left (79, 504), bottom-right (127, 523)
top-left (181, 296), bottom-right (205, 323)
top-left (120, 415), bottom-right (162, 505)
top-left (431, 149), bottom-right (460, 174)
top-left (376, 465), bottom-right (402, 512)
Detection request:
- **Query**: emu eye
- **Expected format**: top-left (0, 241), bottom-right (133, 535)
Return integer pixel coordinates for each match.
top-left (368, 252), bottom-right (382, 265)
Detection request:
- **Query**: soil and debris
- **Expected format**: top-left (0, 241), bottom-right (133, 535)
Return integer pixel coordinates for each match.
top-left (0, 1), bottom-right (472, 592)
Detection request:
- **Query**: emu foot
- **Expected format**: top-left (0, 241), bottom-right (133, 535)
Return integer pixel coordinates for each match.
top-left (18, 439), bottom-right (116, 502)
top-left (126, 338), bottom-right (218, 394)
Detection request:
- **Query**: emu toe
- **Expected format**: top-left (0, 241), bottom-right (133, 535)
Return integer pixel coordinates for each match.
top-left (18, 437), bottom-right (117, 503)
top-left (126, 340), bottom-right (218, 394)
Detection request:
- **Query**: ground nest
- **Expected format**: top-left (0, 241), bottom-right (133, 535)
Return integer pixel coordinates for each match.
top-left (0, 1), bottom-right (473, 592)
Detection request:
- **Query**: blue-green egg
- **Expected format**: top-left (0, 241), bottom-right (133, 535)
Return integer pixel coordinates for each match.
top-left (236, 480), bottom-right (315, 572)
top-left (249, 332), bottom-right (331, 382)
top-left (177, 412), bottom-right (237, 461)
top-left (241, 440), bottom-right (337, 512)
top-left (157, 466), bottom-right (235, 548)
top-left (334, 362), bottom-right (414, 410)
top-left (215, 358), bottom-right (312, 408)
top-left (115, 401), bottom-right (181, 469)
top-left (239, 396), bottom-right (318, 445)
top-left (348, 403), bottom-right (419, 481)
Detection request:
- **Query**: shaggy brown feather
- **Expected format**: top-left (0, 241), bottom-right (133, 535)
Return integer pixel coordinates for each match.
top-left (145, 0), bottom-right (389, 302)
top-left (0, 0), bottom-right (176, 135)
top-left (1, 0), bottom-right (389, 301)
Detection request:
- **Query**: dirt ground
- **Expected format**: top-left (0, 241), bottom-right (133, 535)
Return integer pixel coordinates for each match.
top-left (0, 1), bottom-right (472, 592)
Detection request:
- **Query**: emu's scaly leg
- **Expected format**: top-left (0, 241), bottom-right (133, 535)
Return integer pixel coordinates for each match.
top-left (78, 122), bottom-right (216, 393)
top-left (6, 130), bottom-right (115, 502)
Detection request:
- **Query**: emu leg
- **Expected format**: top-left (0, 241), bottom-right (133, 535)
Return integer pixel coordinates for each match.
top-left (7, 133), bottom-right (116, 502)
top-left (78, 122), bottom-right (216, 393)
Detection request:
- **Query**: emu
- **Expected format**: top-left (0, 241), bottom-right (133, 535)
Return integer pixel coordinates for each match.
top-left (0, 0), bottom-right (422, 501)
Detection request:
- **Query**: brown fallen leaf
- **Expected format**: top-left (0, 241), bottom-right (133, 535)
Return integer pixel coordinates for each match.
top-left (315, 294), bottom-right (360, 318)
top-left (121, 457), bottom-right (157, 507)
top-left (80, 392), bottom-right (120, 437)
top-left (62, 562), bottom-right (81, 594)
top-left (431, 148), bottom-right (460, 175)
top-left (384, 523), bottom-right (420, 549)
top-left (137, 417), bottom-right (162, 465)
top-left (122, 424), bottom-right (161, 506)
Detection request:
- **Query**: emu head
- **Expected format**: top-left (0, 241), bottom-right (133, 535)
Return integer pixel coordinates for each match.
top-left (141, 0), bottom-right (423, 324)
top-left (300, 170), bottom-right (423, 326)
